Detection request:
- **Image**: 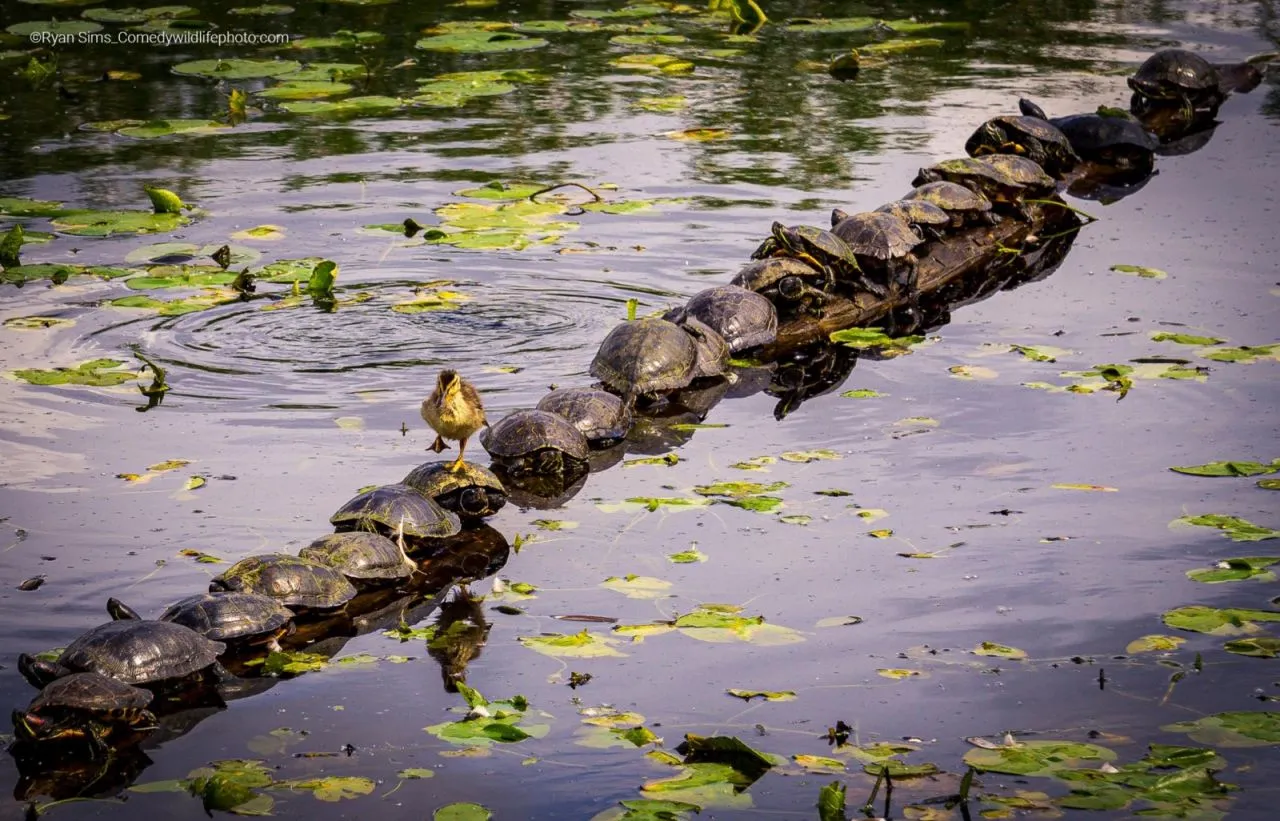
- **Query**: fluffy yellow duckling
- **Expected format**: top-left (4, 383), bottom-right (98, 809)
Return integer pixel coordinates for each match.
top-left (421, 369), bottom-right (487, 471)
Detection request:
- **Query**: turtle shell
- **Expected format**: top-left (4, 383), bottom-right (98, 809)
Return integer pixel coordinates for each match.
top-left (963, 115), bottom-right (1080, 177)
top-left (158, 592), bottom-right (293, 643)
top-left (54, 621), bottom-right (225, 686)
top-left (402, 460), bottom-right (508, 519)
top-left (974, 155), bottom-right (1056, 192)
top-left (730, 257), bottom-right (823, 292)
top-left (300, 532), bottom-right (414, 582)
top-left (670, 285), bottom-right (777, 352)
top-left (874, 200), bottom-right (951, 231)
top-left (535, 387), bottom-right (633, 444)
top-left (481, 409), bottom-right (590, 462)
top-left (680, 316), bottom-right (730, 379)
top-left (1129, 49), bottom-right (1219, 97)
top-left (29, 672), bottom-right (153, 713)
top-left (773, 223), bottom-right (859, 271)
top-left (903, 181), bottom-right (992, 214)
top-left (830, 212), bottom-right (923, 260)
top-left (589, 318), bottom-right (698, 397)
top-left (330, 484), bottom-right (462, 541)
top-left (211, 554), bottom-right (358, 609)
top-left (16, 672), bottom-right (157, 744)
top-left (913, 156), bottom-right (1024, 189)
top-left (1051, 112), bottom-right (1158, 155)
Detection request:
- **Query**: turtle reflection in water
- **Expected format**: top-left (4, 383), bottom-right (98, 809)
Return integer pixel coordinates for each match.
top-left (426, 588), bottom-right (491, 693)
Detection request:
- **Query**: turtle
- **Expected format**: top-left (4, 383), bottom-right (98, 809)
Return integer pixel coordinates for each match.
top-left (663, 285), bottom-right (777, 353)
top-left (729, 257), bottom-right (832, 315)
top-left (829, 210), bottom-right (926, 319)
top-left (963, 114), bottom-right (1081, 179)
top-left (1128, 48), bottom-right (1223, 115)
top-left (106, 593), bottom-right (293, 653)
top-left (480, 409), bottom-right (591, 478)
top-left (11, 672), bottom-right (157, 753)
top-left (402, 460), bottom-right (509, 519)
top-left (874, 199), bottom-right (951, 240)
top-left (210, 554), bottom-right (358, 610)
top-left (752, 221), bottom-right (885, 298)
top-left (912, 156), bottom-right (1056, 220)
top-left (901, 181), bottom-right (994, 228)
top-left (679, 316), bottom-right (730, 379)
top-left (535, 387), bottom-right (633, 446)
top-left (589, 318), bottom-right (698, 404)
top-left (330, 483), bottom-right (463, 544)
top-left (299, 532), bottom-right (416, 586)
top-left (17, 620), bottom-right (225, 690)
top-left (1018, 98), bottom-right (1158, 172)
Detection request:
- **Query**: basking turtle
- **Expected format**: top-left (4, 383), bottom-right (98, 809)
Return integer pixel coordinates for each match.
top-left (752, 221), bottom-right (885, 298)
top-left (830, 210), bottom-right (925, 309)
top-left (1128, 48), bottom-right (1223, 115)
top-left (912, 156), bottom-right (1055, 220)
top-left (964, 114), bottom-right (1080, 179)
top-left (680, 316), bottom-right (730, 379)
top-left (480, 409), bottom-right (590, 478)
top-left (535, 387), bottom-right (633, 446)
top-left (874, 200), bottom-right (951, 240)
top-left (589, 318), bottom-right (698, 404)
top-left (18, 620), bottom-right (225, 690)
top-left (664, 285), bottom-right (777, 353)
top-left (1018, 98), bottom-right (1158, 172)
top-left (299, 532), bottom-right (416, 586)
top-left (106, 594), bottom-right (293, 653)
top-left (210, 554), bottom-right (358, 610)
top-left (901, 181), bottom-right (994, 228)
top-left (11, 672), bottom-right (156, 752)
top-left (330, 483), bottom-right (462, 543)
top-left (402, 460), bottom-right (508, 519)
top-left (730, 257), bottom-right (831, 314)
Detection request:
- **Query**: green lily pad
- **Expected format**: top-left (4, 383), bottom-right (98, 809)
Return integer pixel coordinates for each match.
top-left (173, 58), bottom-right (301, 79)
top-left (1171, 460), bottom-right (1279, 477)
top-left (1197, 344), bottom-right (1279, 363)
top-left (610, 34), bottom-right (687, 46)
top-left (1162, 605), bottom-right (1280, 635)
top-left (434, 803), bottom-right (492, 821)
top-left (4, 316), bottom-right (74, 330)
top-left (256, 257), bottom-right (326, 283)
top-left (416, 31), bottom-right (548, 53)
top-left (1010, 344), bottom-right (1067, 362)
top-left (277, 62), bottom-right (364, 82)
top-left (674, 605), bottom-right (804, 645)
top-left (1186, 557), bottom-right (1279, 583)
top-left (601, 575), bottom-right (672, 599)
top-left (282, 30), bottom-right (383, 49)
top-left (612, 53), bottom-right (694, 73)
top-left (862, 760), bottom-right (939, 777)
top-left (12, 358), bottom-right (134, 387)
top-left (1162, 711), bottom-right (1280, 747)
top-left (572, 4), bottom-right (668, 19)
top-left (256, 81), bottom-right (353, 99)
top-left (1110, 263), bottom-right (1167, 278)
top-left (110, 289), bottom-right (238, 315)
top-left (279, 95), bottom-right (403, 116)
top-left (6, 20), bottom-right (103, 36)
top-left (228, 4), bottom-right (294, 15)
top-left (125, 266), bottom-right (238, 290)
top-left (727, 689), bottom-right (795, 702)
top-left (0, 197), bottom-right (67, 217)
top-left (1175, 514), bottom-right (1280, 542)
top-left (1259, 479), bottom-right (1280, 491)
top-left (780, 449), bottom-right (841, 463)
top-left (519, 630), bottom-right (626, 658)
top-left (793, 755), bottom-right (845, 773)
top-left (49, 210), bottom-right (188, 236)
top-left (694, 480), bottom-right (787, 498)
top-left (284, 776), bottom-right (375, 802)
top-left (861, 38), bottom-right (945, 54)
top-left (1152, 331), bottom-right (1225, 346)
top-left (1224, 637), bottom-right (1280, 658)
top-left (962, 740), bottom-right (1116, 776)
top-left (1126, 635), bottom-right (1186, 653)
top-left (117, 119), bottom-right (230, 139)
top-left (973, 641), bottom-right (1027, 660)
top-left (840, 388), bottom-right (884, 398)
top-left (633, 95), bottom-right (687, 112)
top-left (667, 547), bottom-right (706, 563)
top-left (126, 242), bottom-right (258, 266)
top-left (621, 496), bottom-right (711, 512)
top-left (720, 495), bottom-right (783, 513)
top-left (452, 181), bottom-right (547, 201)
top-left (2, 263), bottom-right (133, 284)
top-left (830, 327), bottom-right (925, 351)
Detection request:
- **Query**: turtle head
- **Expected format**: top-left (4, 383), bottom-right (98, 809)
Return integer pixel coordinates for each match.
top-left (973, 121), bottom-right (1005, 153)
top-left (10, 709), bottom-right (81, 744)
top-left (912, 167), bottom-right (943, 187)
top-left (17, 654), bottom-right (62, 690)
top-left (457, 487), bottom-right (489, 517)
top-left (1018, 98), bottom-right (1049, 120)
top-left (830, 208), bottom-right (851, 229)
top-left (106, 597), bottom-right (142, 621)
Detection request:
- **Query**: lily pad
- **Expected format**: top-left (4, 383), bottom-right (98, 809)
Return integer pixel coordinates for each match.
top-left (12, 358), bottom-right (134, 387)
top-left (285, 776), bottom-right (375, 802)
top-left (727, 689), bottom-right (795, 702)
top-left (1126, 635), bottom-right (1185, 653)
top-left (109, 290), bottom-right (238, 315)
top-left (51, 210), bottom-right (188, 236)
top-left (0, 197), bottom-right (67, 217)
top-left (674, 605), bottom-right (803, 646)
top-left (1197, 344), bottom-right (1278, 364)
top-left (4, 316), bottom-right (74, 330)
top-left (973, 641), bottom-right (1027, 660)
top-left (256, 81), bottom-right (354, 99)
top-left (780, 449), bottom-right (841, 463)
top-left (2, 263), bottom-right (133, 284)
top-left (1152, 331), bottom-right (1225, 346)
top-left (613, 53), bottom-right (694, 73)
top-left (1174, 514), bottom-right (1280, 542)
top-left (840, 388), bottom-right (883, 398)
top-left (279, 95), bottom-right (403, 115)
top-left (633, 95), bottom-right (687, 112)
top-left (1110, 263), bottom-right (1167, 279)
top-left (6, 20), bottom-right (103, 36)
top-left (435, 803), bottom-right (492, 821)
top-left (228, 4), bottom-right (294, 14)
top-left (1186, 557), bottom-right (1279, 583)
top-left (962, 740), bottom-right (1117, 776)
top-left (284, 31), bottom-right (383, 49)
top-left (1162, 605), bottom-right (1280, 635)
top-left (173, 58), bottom-right (300, 79)
top-left (1162, 711), bottom-right (1280, 747)
top-left (519, 630), bottom-right (626, 658)
top-left (116, 119), bottom-right (230, 139)
top-left (1224, 637), bottom-right (1280, 658)
top-left (416, 31), bottom-right (548, 53)
top-left (667, 547), bottom-right (706, 563)
top-left (1171, 460), bottom-right (1279, 478)
top-left (601, 575), bottom-right (672, 599)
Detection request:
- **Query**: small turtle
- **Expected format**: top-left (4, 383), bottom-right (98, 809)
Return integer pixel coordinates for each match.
top-left (874, 200), bottom-right (951, 240)
top-left (107, 594), bottom-right (293, 653)
top-left (535, 387), bottom-right (632, 446)
top-left (1128, 48), bottom-right (1223, 115)
top-left (901, 181), bottom-right (994, 228)
top-left (752, 221), bottom-right (885, 298)
top-left (18, 620), bottom-right (225, 690)
top-left (830, 210), bottom-right (925, 315)
top-left (964, 114), bottom-right (1081, 178)
top-left (330, 483), bottom-right (462, 543)
top-left (300, 532), bottom-right (416, 586)
top-left (480, 409), bottom-right (590, 478)
top-left (589, 318), bottom-right (698, 404)
top-left (12, 673), bottom-right (156, 752)
top-left (730, 257), bottom-right (831, 314)
top-left (664, 285), bottom-right (777, 353)
top-left (402, 460), bottom-right (509, 519)
top-left (912, 156), bottom-right (1055, 220)
top-left (210, 554), bottom-right (358, 610)
top-left (1018, 98), bottom-right (1158, 172)
top-left (679, 316), bottom-right (730, 379)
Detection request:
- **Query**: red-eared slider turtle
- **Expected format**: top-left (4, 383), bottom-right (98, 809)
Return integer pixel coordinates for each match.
top-left (330, 483), bottom-right (462, 543)
top-left (535, 387), bottom-right (633, 446)
top-left (12, 673), bottom-right (156, 751)
top-left (402, 460), bottom-right (509, 519)
top-left (680, 316), bottom-right (730, 379)
top-left (1128, 49), bottom-right (1223, 115)
top-left (589, 318), bottom-right (698, 404)
top-left (106, 594), bottom-right (293, 653)
top-left (664, 285), bottom-right (777, 352)
top-left (17, 621), bottom-right (225, 690)
top-left (730, 257), bottom-right (831, 314)
top-left (874, 200), bottom-right (951, 240)
top-left (912, 156), bottom-right (1055, 220)
top-left (300, 532), bottom-right (416, 586)
top-left (964, 114), bottom-right (1080, 179)
top-left (902, 181), bottom-right (994, 228)
top-left (752, 221), bottom-right (885, 298)
top-left (210, 554), bottom-right (358, 610)
top-left (480, 409), bottom-right (590, 478)
top-left (1018, 98), bottom-right (1158, 172)
top-left (829, 210), bottom-right (925, 310)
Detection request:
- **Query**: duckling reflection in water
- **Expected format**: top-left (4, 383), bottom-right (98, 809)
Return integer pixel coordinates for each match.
top-left (427, 585), bottom-right (490, 693)
top-left (421, 369), bottom-right (487, 471)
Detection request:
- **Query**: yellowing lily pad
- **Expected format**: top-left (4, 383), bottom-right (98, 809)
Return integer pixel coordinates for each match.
top-left (601, 575), bottom-right (672, 599)
top-left (963, 740), bottom-right (1116, 776)
top-left (1125, 635), bottom-right (1185, 654)
top-left (973, 641), bottom-right (1027, 660)
top-left (1110, 263), bottom-right (1167, 279)
top-left (949, 364), bottom-right (998, 380)
top-left (519, 630), bottom-right (626, 658)
top-left (779, 449), bottom-right (840, 463)
top-left (1052, 483), bottom-right (1118, 492)
top-left (614, 53), bottom-right (694, 73)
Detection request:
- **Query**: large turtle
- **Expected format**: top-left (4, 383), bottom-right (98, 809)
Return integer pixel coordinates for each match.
top-left (402, 460), bottom-right (508, 519)
top-left (589, 318), bottom-right (698, 405)
top-left (1128, 48), bottom-right (1223, 115)
top-left (106, 593), bottom-right (293, 653)
top-left (752, 221), bottom-right (886, 298)
top-left (875, 199), bottom-right (951, 240)
top-left (912, 156), bottom-right (1055, 220)
top-left (330, 483), bottom-right (462, 543)
top-left (480, 409), bottom-right (590, 479)
top-left (680, 316), bottom-right (730, 379)
top-left (1018, 98), bottom-right (1158, 173)
top-left (300, 532), bottom-right (416, 586)
top-left (535, 387), bottom-right (633, 446)
top-left (664, 285), bottom-right (777, 353)
top-left (12, 673), bottom-right (157, 752)
top-left (730, 257), bottom-right (832, 315)
top-left (18, 621), bottom-right (225, 690)
top-left (210, 554), bottom-right (358, 610)
top-left (964, 114), bottom-right (1080, 178)
top-left (901, 181), bottom-right (994, 228)
top-left (830, 210), bottom-right (924, 294)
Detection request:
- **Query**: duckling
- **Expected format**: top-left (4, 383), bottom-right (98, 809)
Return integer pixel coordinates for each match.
top-left (421, 369), bottom-right (487, 471)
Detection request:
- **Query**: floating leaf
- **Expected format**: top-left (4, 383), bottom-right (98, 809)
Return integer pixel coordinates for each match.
top-left (963, 740), bottom-right (1116, 776)
top-left (13, 358), bottom-right (134, 387)
top-left (623, 496), bottom-right (710, 512)
top-left (877, 668), bottom-right (923, 680)
top-left (674, 605), bottom-right (803, 645)
top-left (1224, 637), bottom-right (1280, 658)
top-left (257, 80), bottom-right (354, 100)
top-left (949, 364), bottom-right (998, 380)
top-left (532, 519), bottom-right (576, 531)
top-left (633, 95), bottom-right (687, 112)
top-left (1009, 344), bottom-right (1066, 362)
top-left (601, 575), bottom-right (672, 599)
top-left (815, 615), bottom-right (864, 628)
top-left (855, 508), bottom-right (888, 522)
top-left (1171, 460), bottom-right (1279, 478)
top-left (1259, 479), bottom-right (1280, 491)
top-left (1052, 483), bottom-right (1117, 492)
top-left (730, 456), bottom-right (775, 471)
top-left (973, 641), bottom-right (1027, 660)
top-left (4, 316), bottom-right (74, 330)
top-left (173, 58), bottom-right (300, 79)
top-left (1152, 332), bottom-right (1225, 346)
top-left (519, 630), bottom-right (626, 658)
top-left (727, 689), bottom-right (795, 702)
top-left (1197, 344), bottom-right (1278, 364)
top-left (2, 263), bottom-right (133, 284)
top-left (7, 19), bottom-right (103, 36)
top-left (868, 529), bottom-right (893, 539)
top-left (1126, 635), bottom-right (1185, 654)
top-left (829, 327), bottom-right (924, 352)
top-left (1110, 263), bottom-right (1167, 279)
top-left (1162, 711), bottom-right (1280, 747)
top-left (110, 290), bottom-right (238, 315)
top-left (1162, 605), bottom-right (1280, 635)
top-left (780, 449), bottom-right (841, 463)
top-left (416, 31), bottom-right (548, 53)
top-left (779, 514), bottom-right (811, 526)
top-left (397, 768), bottom-right (434, 779)
top-left (1186, 557), bottom-right (1278, 583)
top-left (280, 96), bottom-right (403, 116)
top-left (614, 53), bottom-right (695, 74)
top-left (794, 754), bottom-right (845, 773)
top-left (286, 776), bottom-right (376, 802)
top-left (434, 802), bottom-right (492, 821)
top-left (1174, 514), bottom-right (1280, 542)
top-left (51, 210), bottom-right (188, 236)
top-left (668, 547), bottom-right (706, 564)
top-left (666, 127), bottom-right (728, 141)
top-left (840, 388), bottom-right (883, 398)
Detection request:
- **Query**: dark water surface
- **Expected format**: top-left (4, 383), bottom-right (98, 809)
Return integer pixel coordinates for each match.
top-left (1, 0), bottom-right (1278, 818)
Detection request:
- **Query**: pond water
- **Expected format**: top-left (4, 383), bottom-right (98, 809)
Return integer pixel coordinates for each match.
top-left (1, 0), bottom-right (1278, 818)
